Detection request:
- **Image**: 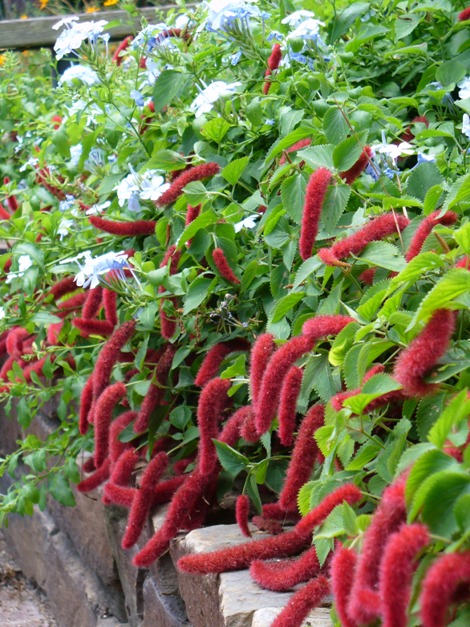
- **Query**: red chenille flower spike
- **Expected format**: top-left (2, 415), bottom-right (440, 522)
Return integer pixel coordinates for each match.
top-left (235, 494), bottom-right (251, 538)
top-left (459, 8), bottom-right (470, 21)
top-left (278, 366), bottom-right (303, 447)
top-left (249, 333), bottom-right (276, 406)
top-left (299, 167), bottom-right (332, 261)
top-left (93, 320), bottom-right (136, 402)
top-left (250, 544), bottom-right (320, 592)
top-left (112, 35), bottom-right (133, 65)
top-left (103, 288), bottom-right (118, 327)
top-left (420, 551), bottom-right (470, 627)
top-left (330, 545), bottom-right (358, 627)
top-left (263, 43), bottom-right (282, 94)
top-left (212, 248), bottom-right (240, 283)
top-left (89, 215), bottom-right (156, 236)
top-left (279, 139), bottom-right (312, 165)
top-left (197, 378), bottom-right (231, 474)
top-left (72, 318), bottom-right (114, 337)
top-left (219, 405), bottom-right (252, 446)
top-left (271, 575), bottom-right (329, 627)
top-left (302, 314), bottom-right (355, 341)
top-left (393, 308), bottom-right (456, 396)
top-left (405, 210), bottom-right (457, 262)
top-left (79, 375), bottom-right (94, 434)
top-left (379, 523), bottom-right (430, 627)
top-left (340, 146), bottom-right (373, 185)
top-left (194, 339), bottom-right (250, 387)
top-left (156, 162), bottom-right (220, 207)
top-left (94, 382), bottom-right (127, 468)
top-left (77, 458), bottom-right (111, 492)
top-left (109, 410), bottom-right (138, 462)
top-left (82, 286), bottom-right (103, 319)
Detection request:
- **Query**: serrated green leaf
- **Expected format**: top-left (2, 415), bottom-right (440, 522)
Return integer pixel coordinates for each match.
top-left (418, 470), bottom-right (470, 535)
top-left (406, 162), bottom-right (444, 202)
top-left (220, 354), bottom-right (246, 380)
top-left (423, 185), bottom-right (445, 215)
top-left (266, 127), bottom-right (312, 161)
top-left (213, 440), bottom-right (249, 477)
top-left (443, 173), bottom-right (470, 212)
top-left (201, 118), bottom-right (232, 144)
top-left (346, 442), bottom-right (381, 471)
top-left (177, 210), bottom-right (217, 247)
top-left (181, 181), bottom-right (208, 206)
top-left (270, 292), bottom-right (305, 323)
top-left (152, 70), bottom-right (189, 112)
top-left (427, 390), bottom-right (470, 449)
top-left (359, 241), bottom-right (406, 272)
top-left (323, 107), bottom-right (349, 144)
top-left (406, 449), bottom-right (457, 506)
top-left (281, 173), bottom-right (306, 224)
top-left (49, 474), bottom-right (75, 507)
top-left (394, 14), bottom-right (420, 40)
top-left (410, 268), bottom-right (470, 327)
top-left (298, 144), bottom-right (335, 170)
top-left (333, 132), bottom-right (368, 172)
top-left (389, 252), bottom-right (445, 288)
top-left (222, 156), bottom-right (250, 186)
top-left (183, 276), bottom-right (214, 314)
top-left (293, 256), bottom-right (322, 288)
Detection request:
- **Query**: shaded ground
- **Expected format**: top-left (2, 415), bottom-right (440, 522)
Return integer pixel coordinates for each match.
top-left (0, 529), bottom-right (57, 626)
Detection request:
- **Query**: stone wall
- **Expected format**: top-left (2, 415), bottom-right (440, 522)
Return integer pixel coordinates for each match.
top-left (0, 406), bottom-right (332, 627)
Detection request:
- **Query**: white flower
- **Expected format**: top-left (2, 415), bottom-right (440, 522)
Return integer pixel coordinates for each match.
top-left (70, 144), bottom-right (83, 166)
top-left (288, 18), bottom-right (324, 41)
top-left (59, 195), bottom-right (75, 212)
top-left (86, 200), bottom-right (111, 216)
top-left (6, 254), bottom-right (33, 284)
top-left (463, 114), bottom-right (470, 140)
top-left (59, 64), bottom-right (99, 86)
top-left (458, 76), bottom-right (470, 100)
top-left (205, 0), bottom-right (261, 31)
top-left (139, 172), bottom-right (170, 201)
top-left (234, 214), bottom-right (260, 232)
top-left (114, 169), bottom-right (141, 207)
top-left (58, 218), bottom-right (74, 240)
top-left (190, 81), bottom-right (242, 117)
top-left (52, 16), bottom-right (79, 30)
top-left (281, 10), bottom-right (316, 27)
top-left (72, 250), bottom-right (129, 289)
top-left (373, 140), bottom-right (414, 164)
top-left (53, 19), bottom-right (108, 60)
top-left (0, 306), bottom-right (5, 320)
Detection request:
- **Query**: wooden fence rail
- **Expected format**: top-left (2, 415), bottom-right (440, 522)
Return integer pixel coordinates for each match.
top-left (0, 4), bottom-right (174, 50)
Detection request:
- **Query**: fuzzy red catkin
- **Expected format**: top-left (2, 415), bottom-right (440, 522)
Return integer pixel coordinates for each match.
top-left (279, 139), bottom-right (312, 165)
top-left (57, 292), bottom-right (87, 315)
top-left (239, 407), bottom-right (259, 443)
top-left (406, 210), bottom-right (458, 262)
top-left (82, 286), bottom-right (103, 319)
top-left (159, 245), bottom-right (182, 338)
top-left (393, 308), bottom-right (455, 396)
top-left (330, 546), bottom-right (358, 627)
top-left (109, 410), bottom-right (138, 462)
top-left (197, 378), bottom-right (231, 475)
top-left (103, 289), bottom-right (118, 327)
top-left (156, 162), bottom-right (220, 207)
top-left (77, 458), bottom-right (111, 492)
top-left (47, 322), bottom-right (63, 345)
top-left (262, 502), bottom-right (300, 523)
top-left (278, 366), bottom-right (303, 446)
top-left (194, 339), bottom-right (250, 387)
top-left (134, 344), bottom-right (176, 433)
top-left (103, 482), bottom-right (135, 508)
top-left (48, 276), bottom-right (78, 300)
top-left (6, 327), bottom-right (30, 358)
top-left (359, 267), bottom-right (376, 285)
top-left (348, 476), bottom-right (407, 625)
top-left (152, 476), bottom-right (186, 505)
top-left (4, 177), bottom-right (19, 212)
top-left (94, 382), bottom-right (127, 468)
top-left (185, 203), bottom-right (201, 225)
top-left (122, 452), bottom-right (169, 549)
top-left (112, 35), bottom-right (133, 65)
top-left (318, 213), bottom-right (410, 267)
top-left (299, 167), bottom-right (332, 261)
top-left (340, 145), bottom-right (373, 185)
top-left (219, 405), bottom-right (252, 446)
top-left (250, 545), bottom-right (320, 592)
top-left (89, 215), bottom-right (157, 236)
top-left (420, 551), bottom-right (470, 627)
top-left (255, 335), bottom-right (316, 435)
top-left (271, 575), bottom-right (330, 627)
top-left (263, 43), bottom-right (282, 94)
top-left (212, 248), bottom-right (240, 284)
top-left (456, 256), bottom-right (470, 269)
top-left (278, 405), bottom-right (324, 511)
top-left (459, 8), bottom-right (470, 21)
top-left (251, 516), bottom-right (283, 535)
top-left (235, 494), bottom-right (251, 538)
top-left (111, 448), bottom-right (139, 486)
top-left (79, 375), bottom-right (94, 434)
top-left (0, 204), bottom-right (11, 220)
top-left (177, 484), bottom-right (361, 574)
top-left (72, 318), bottom-right (114, 337)
top-left (93, 320), bottom-right (136, 402)
top-left (379, 523), bottom-right (430, 627)
top-left (249, 333), bottom-right (276, 406)
top-left (301, 314), bottom-right (355, 341)
top-left (22, 357), bottom-right (51, 383)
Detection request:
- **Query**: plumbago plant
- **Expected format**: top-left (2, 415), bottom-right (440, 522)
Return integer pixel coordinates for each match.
top-left (0, 0), bottom-right (470, 624)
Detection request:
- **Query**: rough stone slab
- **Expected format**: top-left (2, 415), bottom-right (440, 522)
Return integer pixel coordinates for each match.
top-left (142, 573), bottom-right (191, 627)
top-left (252, 607), bottom-right (332, 627)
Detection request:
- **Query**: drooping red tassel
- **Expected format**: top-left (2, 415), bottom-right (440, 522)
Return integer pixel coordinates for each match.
top-left (239, 406), bottom-right (259, 443)
top-left (109, 410), bottom-right (138, 462)
top-left (82, 286), bottom-right (103, 319)
top-left (79, 375), bottom-right (94, 434)
top-left (72, 318), bottom-right (114, 337)
top-left (94, 382), bottom-right (127, 468)
top-left (235, 494), bottom-right (251, 537)
top-left (420, 551), bottom-right (470, 627)
top-left (340, 146), bottom-right (372, 185)
top-left (250, 545), bottom-right (320, 592)
top-left (103, 482), bottom-right (135, 508)
top-left (249, 333), bottom-right (276, 406)
top-left (57, 292), bottom-right (87, 316)
top-left (6, 327), bottom-right (30, 358)
top-left (278, 405), bottom-right (324, 511)
top-left (348, 476), bottom-right (407, 624)
top-left (301, 314), bottom-right (355, 341)
top-left (219, 405), bottom-right (251, 446)
top-left (318, 214), bottom-right (410, 267)
top-left (263, 43), bottom-right (282, 94)
top-left (212, 248), bottom-right (240, 284)
top-left (4, 177), bottom-right (19, 212)
top-left (262, 502), bottom-right (300, 523)
top-left (379, 523), bottom-right (430, 627)
top-left (197, 378), bottom-right (231, 474)
top-left (111, 448), bottom-right (140, 486)
top-left (278, 366), bottom-right (303, 447)
top-left (459, 7), bottom-right (470, 21)
top-left (112, 35), bottom-right (133, 66)
top-left (194, 339), bottom-right (250, 387)
top-left (156, 162), bottom-right (220, 207)
top-left (279, 139), bottom-right (312, 165)
top-left (255, 335), bottom-right (316, 435)
top-left (405, 210), bottom-right (458, 262)
top-left (299, 167), bottom-right (332, 261)
top-left (330, 546), bottom-right (358, 627)
top-left (77, 458), bottom-right (111, 492)
top-left (122, 452), bottom-right (169, 549)
top-left (456, 256), bottom-right (470, 269)
top-left (48, 276), bottom-right (78, 300)
top-left (251, 516), bottom-right (283, 535)
top-left (103, 289), bottom-right (118, 327)
top-left (89, 215), bottom-right (157, 236)
top-left (271, 576), bottom-right (329, 627)
top-left (185, 203), bottom-right (201, 225)
top-left (93, 320), bottom-right (136, 402)
top-left (393, 308), bottom-right (455, 396)
top-left (152, 476), bottom-right (186, 506)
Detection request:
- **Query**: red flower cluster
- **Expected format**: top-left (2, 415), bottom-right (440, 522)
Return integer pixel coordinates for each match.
top-left (263, 43), bottom-right (282, 95)
top-left (156, 162), bottom-right (220, 207)
top-left (299, 167), bottom-right (332, 261)
top-left (212, 248), bottom-right (240, 284)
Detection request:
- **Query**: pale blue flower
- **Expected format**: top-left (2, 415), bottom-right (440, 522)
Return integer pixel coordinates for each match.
top-left (53, 19), bottom-right (108, 60)
top-left (139, 171), bottom-right (170, 201)
top-left (59, 195), bottom-right (75, 212)
top-left (70, 144), bottom-right (83, 166)
top-left (205, 0), bottom-right (261, 31)
top-left (190, 81), bottom-right (242, 117)
top-left (72, 251), bottom-right (130, 289)
top-left (463, 114), bottom-right (470, 140)
top-left (6, 255), bottom-right (33, 284)
top-left (458, 76), bottom-right (470, 100)
top-left (234, 214), bottom-right (260, 232)
top-left (131, 90), bottom-right (145, 107)
top-left (59, 64), bottom-right (99, 86)
top-left (281, 10), bottom-right (316, 28)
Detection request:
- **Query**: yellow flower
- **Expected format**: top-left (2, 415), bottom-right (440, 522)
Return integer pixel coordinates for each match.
top-left (0, 54), bottom-right (6, 66)
top-left (39, 0), bottom-right (49, 9)
top-left (85, 6), bottom-right (100, 12)
top-left (104, 0), bottom-right (119, 5)
top-left (20, 14), bottom-right (29, 19)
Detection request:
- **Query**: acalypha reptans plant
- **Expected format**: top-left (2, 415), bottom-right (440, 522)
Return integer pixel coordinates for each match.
top-left (0, 1), bottom-right (469, 625)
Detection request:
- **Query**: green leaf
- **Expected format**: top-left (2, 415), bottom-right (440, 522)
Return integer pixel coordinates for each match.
top-left (406, 162), bottom-right (444, 202)
top-left (152, 70), bottom-right (189, 112)
top-left (443, 173), bottom-right (470, 212)
top-left (222, 156), bottom-right (250, 186)
top-left (333, 132), bottom-right (368, 172)
top-left (406, 448), bottom-right (457, 506)
top-left (245, 473), bottom-right (263, 514)
top-left (182, 181), bottom-right (208, 206)
top-left (359, 241), bottom-right (406, 272)
top-left (52, 127), bottom-right (71, 159)
top-left (436, 60), bottom-right (466, 87)
top-left (281, 174), bottom-right (306, 224)
top-left (299, 144), bottom-right (335, 170)
top-left (427, 390), bottom-right (470, 449)
top-left (394, 14), bottom-right (420, 40)
top-left (346, 442), bottom-right (381, 471)
top-left (419, 470), bottom-right (470, 536)
top-left (220, 354), bottom-right (247, 379)
top-left (423, 185), bottom-right (445, 215)
top-left (266, 127), bottom-right (312, 161)
top-left (411, 268), bottom-right (470, 326)
top-left (323, 107), bottom-right (349, 144)
top-left (32, 312), bottom-right (62, 325)
top-left (213, 440), bottom-right (249, 478)
top-left (201, 118), bottom-right (232, 144)
top-left (147, 149), bottom-right (186, 171)
top-left (328, 2), bottom-right (370, 43)
top-left (270, 292), bottom-right (305, 323)
top-left (183, 276), bottom-right (215, 314)
top-left (49, 474), bottom-right (75, 507)
top-left (389, 252), bottom-right (445, 288)
top-left (454, 223), bottom-right (470, 254)
top-left (318, 185), bottom-right (352, 239)
top-left (343, 374), bottom-right (402, 414)
top-left (177, 210), bottom-right (217, 247)
top-left (293, 256), bottom-right (322, 288)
